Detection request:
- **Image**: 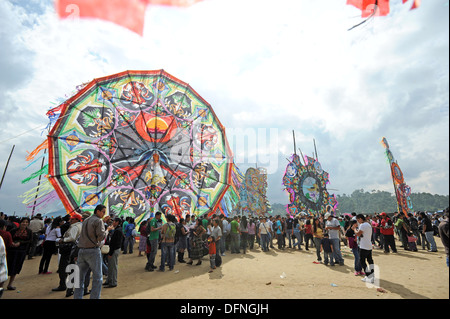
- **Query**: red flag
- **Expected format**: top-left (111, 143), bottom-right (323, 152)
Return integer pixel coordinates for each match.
top-left (55, 0), bottom-right (148, 35)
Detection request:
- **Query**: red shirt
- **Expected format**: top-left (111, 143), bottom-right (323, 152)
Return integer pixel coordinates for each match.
top-left (380, 218), bottom-right (394, 236)
top-left (0, 229), bottom-right (14, 248)
top-left (305, 224), bottom-right (313, 235)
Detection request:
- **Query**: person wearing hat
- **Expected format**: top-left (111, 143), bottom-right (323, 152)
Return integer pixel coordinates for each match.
top-left (325, 212), bottom-right (344, 265)
top-left (52, 212), bottom-right (83, 292)
top-left (379, 212), bottom-right (397, 253)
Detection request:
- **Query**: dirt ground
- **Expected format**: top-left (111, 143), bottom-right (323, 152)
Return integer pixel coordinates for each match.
top-left (2, 236), bottom-right (448, 300)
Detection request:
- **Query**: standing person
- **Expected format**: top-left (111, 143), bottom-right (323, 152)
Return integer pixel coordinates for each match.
top-left (219, 214), bottom-right (228, 256)
top-left (247, 218), bottom-right (256, 250)
top-left (304, 219), bottom-right (313, 251)
top-left (74, 204), bottom-right (113, 299)
top-left (208, 218), bottom-right (222, 273)
top-left (379, 212), bottom-right (397, 253)
top-left (28, 214), bottom-right (44, 260)
top-left (325, 213), bottom-right (345, 265)
top-left (345, 220), bottom-right (363, 275)
top-left (138, 220), bottom-right (149, 257)
top-left (145, 212), bottom-right (163, 272)
top-left (420, 212), bottom-right (438, 252)
top-left (356, 214), bottom-right (375, 283)
top-left (123, 218), bottom-right (135, 254)
top-left (176, 218), bottom-right (189, 263)
top-left (186, 218), bottom-right (206, 265)
top-left (321, 234), bottom-right (334, 266)
top-left (1, 219), bottom-right (19, 296)
top-left (258, 216), bottom-right (271, 252)
top-left (396, 214), bottom-right (410, 250)
top-left (438, 208), bottom-right (449, 267)
top-left (285, 214), bottom-right (294, 248)
top-left (312, 218), bottom-right (323, 263)
top-left (159, 214), bottom-right (176, 272)
top-left (292, 217), bottom-right (303, 250)
top-left (275, 215), bottom-right (284, 250)
top-left (408, 213), bottom-right (422, 247)
top-left (39, 217), bottom-right (62, 275)
top-left (6, 217), bottom-right (32, 291)
top-left (418, 215), bottom-right (430, 250)
top-left (230, 216), bottom-right (240, 254)
top-left (371, 216), bottom-right (381, 248)
top-left (104, 218), bottom-right (124, 288)
top-left (240, 216), bottom-right (249, 254)
top-left (0, 235), bottom-right (6, 298)
top-left (52, 213), bottom-right (83, 292)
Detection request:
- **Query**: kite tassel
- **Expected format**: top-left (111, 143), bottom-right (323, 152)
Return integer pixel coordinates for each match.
top-left (21, 164), bottom-right (49, 184)
top-left (26, 139), bottom-right (48, 162)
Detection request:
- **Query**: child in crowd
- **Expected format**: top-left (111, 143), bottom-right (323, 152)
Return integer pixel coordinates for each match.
top-left (321, 233), bottom-right (334, 266)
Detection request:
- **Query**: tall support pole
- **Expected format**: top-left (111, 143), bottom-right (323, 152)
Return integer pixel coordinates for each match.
top-left (292, 130), bottom-right (297, 155)
top-left (0, 145), bottom-right (15, 191)
top-left (31, 147), bottom-right (48, 217)
top-left (313, 138), bottom-right (318, 161)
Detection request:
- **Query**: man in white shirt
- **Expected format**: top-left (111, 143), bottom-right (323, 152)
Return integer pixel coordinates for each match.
top-left (325, 213), bottom-right (345, 265)
top-left (356, 214), bottom-right (375, 283)
top-left (28, 214), bottom-right (45, 259)
top-left (258, 217), bottom-right (272, 252)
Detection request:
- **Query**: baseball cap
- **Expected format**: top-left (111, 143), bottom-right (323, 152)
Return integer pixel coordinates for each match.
top-left (380, 212), bottom-right (387, 217)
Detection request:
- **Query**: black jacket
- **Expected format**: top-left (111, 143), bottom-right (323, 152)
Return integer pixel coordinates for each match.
top-left (107, 226), bottom-right (124, 256)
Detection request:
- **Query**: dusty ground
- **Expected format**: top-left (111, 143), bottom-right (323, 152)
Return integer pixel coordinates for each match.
top-left (2, 237), bottom-right (448, 300)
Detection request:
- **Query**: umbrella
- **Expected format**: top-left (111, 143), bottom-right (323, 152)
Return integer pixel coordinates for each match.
top-left (47, 70), bottom-right (233, 222)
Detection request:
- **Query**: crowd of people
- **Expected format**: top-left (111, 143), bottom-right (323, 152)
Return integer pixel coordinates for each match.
top-left (0, 206), bottom-right (448, 299)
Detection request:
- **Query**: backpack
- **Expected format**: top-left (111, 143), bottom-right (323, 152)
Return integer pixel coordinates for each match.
top-left (164, 223), bottom-right (176, 240)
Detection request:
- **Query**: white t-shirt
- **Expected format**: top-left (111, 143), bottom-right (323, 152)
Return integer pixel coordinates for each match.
top-left (259, 222), bottom-right (271, 235)
top-left (325, 218), bottom-right (340, 239)
top-left (358, 222), bottom-right (373, 250)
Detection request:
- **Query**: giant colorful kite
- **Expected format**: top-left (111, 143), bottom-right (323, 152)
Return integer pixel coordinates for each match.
top-left (238, 167), bottom-right (269, 217)
top-left (24, 70), bottom-right (233, 224)
top-left (283, 153), bottom-right (338, 216)
top-left (381, 137), bottom-right (413, 216)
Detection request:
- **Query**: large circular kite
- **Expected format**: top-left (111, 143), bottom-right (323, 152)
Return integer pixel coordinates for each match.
top-left (283, 154), bottom-right (337, 214)
top-left (47, 70), bottom-right (233, 221)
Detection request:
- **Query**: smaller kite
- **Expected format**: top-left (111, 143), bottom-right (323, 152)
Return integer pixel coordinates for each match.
top-left (347, 0), bottom-right (421, 18)
top-left (380, 137), bottom-right (413, 216)
top-left (55, 0), bottom-right (204, 36)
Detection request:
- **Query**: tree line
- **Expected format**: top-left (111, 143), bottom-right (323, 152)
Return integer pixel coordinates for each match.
top-left (271, 189), bottom-right (449, 215)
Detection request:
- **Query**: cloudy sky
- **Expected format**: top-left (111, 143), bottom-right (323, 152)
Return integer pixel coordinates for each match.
top-left (0, 0), bottom-right (448, 216)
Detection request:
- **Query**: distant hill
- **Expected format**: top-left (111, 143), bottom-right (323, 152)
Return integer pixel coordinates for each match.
top-left (271, 190), bottom-right (449, 215)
